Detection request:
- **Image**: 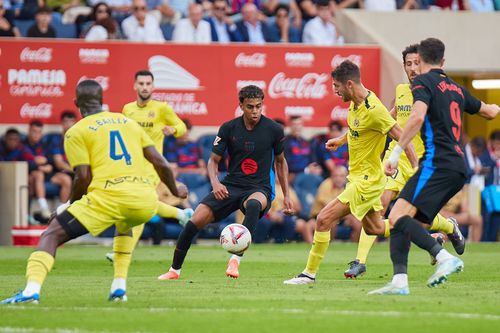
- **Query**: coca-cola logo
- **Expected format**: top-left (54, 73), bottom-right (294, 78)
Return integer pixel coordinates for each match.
top-left (20, 47), bottom-right (52, 63)
top-left (79, 48), bottom-right (110, 64)
top-left (285, 52), bottom-right (314, 68)
top-left (331, 54), bottom-right (362, 68)
top-left (268, 72), bottom-right (328, 99)
top-left (235, 53), bottom-right (266, 68)
top-left (20, 103), bottom-right (52, 118)
top-left (79, 76), bottom-right (110, 91)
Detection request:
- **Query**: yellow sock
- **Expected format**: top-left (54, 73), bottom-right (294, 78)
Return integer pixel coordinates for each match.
top-left (131, 223), bottom-right (145, 249)
top-left (384, 219), bottom-right (390, 238)
top-left (429, 214), bottom-right (453, 234)
top-left (305, 230), bottom-right (331, 275)
top-left (157, 202), bottom-right (179, 219)
top-left (113, 235), bottom-right (134, 279)
top-left (356, 228), bottom-right (376, 264)
top-left (26, 251), bottom-right (54, 285)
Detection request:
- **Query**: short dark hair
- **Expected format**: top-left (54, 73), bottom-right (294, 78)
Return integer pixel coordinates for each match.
top-left (490, 130), bottom-right (500, 141)
top-left (316, 0), bottom-right (330, 7)
top-left (418, 38), bottom-right (445, 65)
top-left (329, 120), bottom-right (343, 132)
top-left (275, 3), bottom-right (290, 15)
top-left (36, 6), bottom-right (52, 15)
top-left (470, 136), bottom-right (487, 150)
top-left (135, 70), bottom-right (154, 81)
top-left (5, 128), bottom-right (20, 137)
top-left (289, 115), bottom-right (302, 122)
top-left (331, 60), bottom-right (360, 84)
top-left (60, 110), bottom-right (77, 121)
top-left (238, 85), bottom-right (264, 103)
top-left (402, 44), bottom-right (419, 63)
top-left (181, 118), bottom-right (192, 130)
top-left (29, 120), bottom-right (43, 128)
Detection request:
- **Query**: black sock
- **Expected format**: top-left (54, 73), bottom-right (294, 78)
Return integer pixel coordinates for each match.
top-left (396, 215), bottom-right (443, 257)
top-left (172, 221), bottom-right (199, 270)
top-left (242, 199), bottom-right (262, 236)
top-left (390, 225), bottom-right (411, 274)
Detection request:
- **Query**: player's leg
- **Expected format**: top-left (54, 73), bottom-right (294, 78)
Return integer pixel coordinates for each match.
top-left (284, 199), bottom-right (350, 284)
top-left (109, 227), bottom-right (133, 302)
top-left (225, 192), bottom-right (269, 278)
top-left (156, 182), bottom-right (194, 227)
top-left (429, 213), bottom-right (465, 254)
top-left (158, 203), bottom-right (216, 280)
top-left (1, 211), bottom-right (88, 304)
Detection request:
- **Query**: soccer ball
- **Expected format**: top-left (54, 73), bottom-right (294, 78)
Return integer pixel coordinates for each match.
top-left (220, 224), bottom-right (252, 254)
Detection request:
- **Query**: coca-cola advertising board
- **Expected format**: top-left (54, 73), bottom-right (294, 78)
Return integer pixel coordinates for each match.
top-left (0, 39), bottom-right (380, 127)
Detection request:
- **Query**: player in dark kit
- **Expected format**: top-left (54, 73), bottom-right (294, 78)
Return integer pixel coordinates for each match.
top-left (158, 85), bottom-right (294, 280)
top-left (369, 38), bottom-right (499, 295)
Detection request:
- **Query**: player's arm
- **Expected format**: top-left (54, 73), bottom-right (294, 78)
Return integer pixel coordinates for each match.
top-left (275, 152), bottom-right (294, 215)
top-left (143, 146), bottom-right (186, 198)
top-left (162, 104), bottom-right (187, 138)
top-left (70, 165), bottom-right (91, 203)
top-left (208, 152), bottom-right (229, 200)
top-left (387, 123), bottom-right (419, 169)
top-left (325, 132), bottom-right (347, 151)
top-left (477, 102), bottom-right (500, 120)
top-left (386, 101), bottom-right (427, 174)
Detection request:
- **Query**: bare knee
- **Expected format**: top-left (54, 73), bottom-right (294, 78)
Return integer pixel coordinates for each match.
top-left (316, 212), bottom-right (332, 232)
top-left (191, 204), bottom-right (214, 229)
top-left (37, 219), bottom-right (69, 255)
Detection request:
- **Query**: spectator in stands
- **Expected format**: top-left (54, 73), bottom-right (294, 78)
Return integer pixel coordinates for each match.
top-left (431, 0), bottom-right (469, 10)
top-left (302, 0), bottom-right (344, 45)
top-left (314, 120), bottom-right (348, 176)
top-left (167, 119), bottom-right (207, 176)
top-left (235, 2), bottom-right (272, 43)
top-left (253, 177), bottom-right (309, 243)
top-left (98, 0), bottom-right (133, 19)
top-left (82, 2), bottom-right (120, 40)
top-left (268, 3), bottom-right (301, 42)
top-left (284, 116), bottom-right (322, 182)
top-left (172, 3), bottom-right (211, 43)
top-left (335, 0), bottom-right (363, 8)
top-left (0, 0), bottom-right (21, 36)
top-left (397, 0), bottom-right (431, 9)
top-left (309, 165), bottom-right (361, 242)
top-left (262, 0), bottom-right (302, 28)
top-left (146, 0), bottom-right (178, 24)
top-left (488, 130), bottom-right (500, 185)
top-left (48, 110), bottom-right (77, 175)
top-left (440, 186), bottom-right (483, 242)
top-left (27, 6), bottom-right (56, 37)
top-left (121, 0), bottom-right (165, 42)
top-left (232, 0), bottom-right (264, 13)
top-left (464, 136), bottom-right (495, 190)
top-left (15, 0), bottom-right (43, 20)
top-left (468, 0), bottom-right (495, 11)
top-left (362, 0), bottom-right (397, 10)
top-left (167, 0), bottom-right (189, 18)
top-left (205, 0), bottom-right (241, 43)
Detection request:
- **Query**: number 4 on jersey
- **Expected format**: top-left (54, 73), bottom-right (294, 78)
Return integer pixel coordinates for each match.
top-left (109, 130), bottom-right (132, 165)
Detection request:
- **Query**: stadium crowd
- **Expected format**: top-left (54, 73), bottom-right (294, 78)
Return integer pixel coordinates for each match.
top-left (2, 113), bottom-right (499, 243)
top-left (1, 0), bottom-right (500, 41)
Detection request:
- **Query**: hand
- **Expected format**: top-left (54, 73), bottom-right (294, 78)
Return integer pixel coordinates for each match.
top-left (39, 164), bottom-right (53, 173)
top-left (282, 195), bottom-right (294, 216)
top-left (325, 137), bottom-right (343, 151)
top-left (212, 182), bottom-right (229, 200)
top-left (176, 184), bottom-right (188, 199)
top-left (384, 160), bottom-right (398, 176)
top-left (162, 126), bottom-right (176, 136)
top-left (34, 156), bottom-right (48, 165)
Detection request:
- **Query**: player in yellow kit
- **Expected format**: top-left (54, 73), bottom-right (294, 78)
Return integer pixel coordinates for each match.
top-left (284, 60), bottom-right (418, 285)
top-left (1, 80), bottom-right (186, 304)
top-left (106, 70), bottom-right (192, 262)
top-left (344, 44), bottom-right (465, 278)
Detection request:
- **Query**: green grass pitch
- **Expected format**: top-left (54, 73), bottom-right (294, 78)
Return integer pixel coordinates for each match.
top-left (1, 242), bottom-right (500, 333)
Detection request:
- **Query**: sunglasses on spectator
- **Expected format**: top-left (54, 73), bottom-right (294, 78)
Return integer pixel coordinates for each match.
top-left (97, 9), bottom-right (109, 14)
top-left (133, 6), bottom-right (146, 11)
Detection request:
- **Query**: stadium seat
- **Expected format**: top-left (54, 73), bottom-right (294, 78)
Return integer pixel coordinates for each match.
top-left (293, 173), bottom-right (323, 220)
top-left (14, 20), bottom-right (34, 37)
top-left (160, 23), bottom-right (174, 41)
top-left (52, 21), bottom-right (77, 38)
top-left (197, 134), bottom-right (216, 164)
top-left (177, 173), bottom-right (209, 190)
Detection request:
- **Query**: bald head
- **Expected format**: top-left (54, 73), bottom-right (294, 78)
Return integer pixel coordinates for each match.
top-left (75, 80), bottom-right (103, 117)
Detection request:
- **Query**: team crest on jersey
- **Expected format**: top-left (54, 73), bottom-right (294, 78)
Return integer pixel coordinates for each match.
top-left (148, 111), bottom-right (155, 118)
top-left (213, 136), bottom-right (222, 146)
top-left (353, 119), bottom-right (360, 128)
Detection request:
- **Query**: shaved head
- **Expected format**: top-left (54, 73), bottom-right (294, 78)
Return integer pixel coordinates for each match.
top-left (75, 80), bottom-right (103, 117)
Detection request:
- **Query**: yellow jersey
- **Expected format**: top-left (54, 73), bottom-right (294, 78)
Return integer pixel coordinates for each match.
top-left (347, 91), bottom-right (396, 186)
top-left (122, 99), bottom-right (186, 154)
top-left (64, 111), bottom-right (155, 195)
top-left (387, 83), bottom-right (425, 159)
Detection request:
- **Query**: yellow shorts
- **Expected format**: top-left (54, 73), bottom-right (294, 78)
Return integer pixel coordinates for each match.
top-left (337, 181), bottom-right (384, 221)
top-left (68, 190), bottom-right (158, 236)
top-left (384, 158), bottom-right (416, 193)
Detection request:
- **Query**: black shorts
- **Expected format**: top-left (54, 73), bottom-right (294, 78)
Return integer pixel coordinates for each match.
top-left (399, 166), bottom-right (465, 224)
top-left (200, 184), bottom-right (272, 222)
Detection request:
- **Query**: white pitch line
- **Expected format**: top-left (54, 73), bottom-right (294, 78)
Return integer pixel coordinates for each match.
top-left (2, 306), bottom-right (500, 321)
